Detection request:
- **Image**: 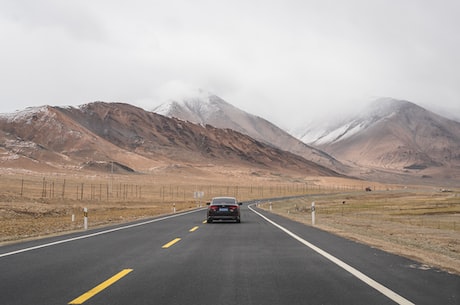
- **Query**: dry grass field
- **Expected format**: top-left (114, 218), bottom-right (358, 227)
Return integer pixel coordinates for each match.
top-left (258, 187), bottom-right (460, 275)
top-left (0, 167), bottom-right (323, 243)
top-left (1, 169), bottom-right (459, 275)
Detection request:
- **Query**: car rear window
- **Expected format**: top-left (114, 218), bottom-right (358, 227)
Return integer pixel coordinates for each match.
top-left (212, 198), bottom-right (236, 205)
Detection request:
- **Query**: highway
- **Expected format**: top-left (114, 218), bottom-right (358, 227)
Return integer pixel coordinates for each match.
top-left (0, 204), bottom-right (459, 305)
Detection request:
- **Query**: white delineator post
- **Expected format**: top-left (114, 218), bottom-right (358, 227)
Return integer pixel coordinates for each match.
top-left (83, 207), bottom-right (88, 230)
top-left (311, 202), bottom-right (316, 225)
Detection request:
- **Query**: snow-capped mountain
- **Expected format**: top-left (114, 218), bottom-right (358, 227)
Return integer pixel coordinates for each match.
top-left (153, 92), bottom-right (345, 172)
top-left (296, 98), bottom-right (460, 181)
top-left (155, 92), bottom-right (264, 136)
top-left (153, 92), bottom-right (224, 125)
top-left (296, 98), bottom-right (408, 145)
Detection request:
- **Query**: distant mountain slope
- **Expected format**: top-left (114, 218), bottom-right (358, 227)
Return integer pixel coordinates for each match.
top-left (0, 102), bottom-right (340, 177)
top-left (153, 92), bottom-right (345, 172)
top-left (0, 105), bottom-right (157, 172)
top-left (297, 98), bottom-right (460, 181)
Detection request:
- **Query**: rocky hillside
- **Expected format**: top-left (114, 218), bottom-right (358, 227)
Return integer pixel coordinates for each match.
top-left (0, 102), bottom-right (340, 177)
top-left (153, 92), bottom-right (345, 172)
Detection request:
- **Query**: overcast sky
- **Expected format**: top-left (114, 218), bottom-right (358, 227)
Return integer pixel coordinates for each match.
top-left (1, 0), bottom-right (459, 128)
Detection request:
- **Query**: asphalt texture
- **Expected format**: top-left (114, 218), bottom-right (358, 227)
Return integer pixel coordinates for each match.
top-left (0, 204), bottom-right (459, 305)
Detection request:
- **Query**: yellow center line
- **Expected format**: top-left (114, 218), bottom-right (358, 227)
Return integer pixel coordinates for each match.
top-left (189, 226), bottom-right (199, 232)
top-left (68, 269), bottom-right (133, 304)
top-left (202, 220), bottom-right (207, 224)
top-left (162, 238), bottom-right (181, 248)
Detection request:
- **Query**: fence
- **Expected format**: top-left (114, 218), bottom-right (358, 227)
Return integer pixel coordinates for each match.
top-left (0, 175), bottom-right (349, 204)
top-left (1, 173), bottom-right (415, 207)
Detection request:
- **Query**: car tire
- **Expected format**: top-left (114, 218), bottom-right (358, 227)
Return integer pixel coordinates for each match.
top-left (207, 219), bottom-right (213, 223)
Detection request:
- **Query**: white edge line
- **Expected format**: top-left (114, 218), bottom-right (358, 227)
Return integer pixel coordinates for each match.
top-left (249, 205), bottom-right (415, 305)
top-left (0, 208), bottom-right (205, 258)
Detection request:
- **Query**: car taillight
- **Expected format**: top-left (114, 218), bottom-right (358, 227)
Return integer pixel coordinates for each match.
top-left (229, 205), bottom-right (238, 211)
top-left (210, 206), bottom-right (219, 211)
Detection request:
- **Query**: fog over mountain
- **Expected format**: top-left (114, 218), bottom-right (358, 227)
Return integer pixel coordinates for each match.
top-left (1, 1), bottom-right (460, 130)
top-left (155, 93), bottom-right (460, 185)
top-left (295, 98), bottom-right (460, 184)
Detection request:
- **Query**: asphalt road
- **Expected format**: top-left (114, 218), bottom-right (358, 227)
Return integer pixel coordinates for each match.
top-left (0, 204), bottom-right (459, 305)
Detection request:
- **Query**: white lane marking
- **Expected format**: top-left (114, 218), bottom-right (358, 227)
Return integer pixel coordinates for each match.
top-left (0, 209), bottom-right (205, 258)
top-left (249, 205), bottom-right (415, 305)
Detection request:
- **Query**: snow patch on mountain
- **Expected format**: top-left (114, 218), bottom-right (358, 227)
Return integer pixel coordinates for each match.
top-left (1, 106), bottom-right (51, 124)
top-left (313, 121), bottom-right (363, 145)
top-left (296, 98), bottom-right (403, 145)
top-left (154, 91), bottom-right (228, 125)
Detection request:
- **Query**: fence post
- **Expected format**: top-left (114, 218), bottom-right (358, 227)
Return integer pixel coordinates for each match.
top-left (62, 179), bottom-right (66, 198)
top-left (42, 178), bottom-right (46, 197)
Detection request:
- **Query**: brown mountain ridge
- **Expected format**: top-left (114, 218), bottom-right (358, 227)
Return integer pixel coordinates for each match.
top-left (154, 93), bottom-right (347, 173)
top-left (0, 102), bottom-right (339, 177)
top-left (155, 94), bottom-right (460, 185)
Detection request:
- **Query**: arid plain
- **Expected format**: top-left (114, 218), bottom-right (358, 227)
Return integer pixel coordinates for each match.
top-left (1, 166), bottom-right (458, 275)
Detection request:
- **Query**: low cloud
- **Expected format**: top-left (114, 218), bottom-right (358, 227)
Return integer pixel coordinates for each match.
top-left (0, 0), bottom-right (459, 128)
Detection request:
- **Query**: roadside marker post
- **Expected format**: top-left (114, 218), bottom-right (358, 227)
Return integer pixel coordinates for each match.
top-left (173, 203), bottom-right (176, 213)
top-left (311, 202), bottom-right (316, 225)
top-left (83, 207), bottom-right (88, 230)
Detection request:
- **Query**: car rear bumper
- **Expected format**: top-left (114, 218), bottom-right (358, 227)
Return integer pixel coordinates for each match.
top-left (207, 214), bottom-right (240, 222)
top-left (208, 215), bottom-right (239, 220)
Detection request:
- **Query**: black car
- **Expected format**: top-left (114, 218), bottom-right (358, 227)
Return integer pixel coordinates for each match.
top-left (206, 196), bottom-right (242, 223)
